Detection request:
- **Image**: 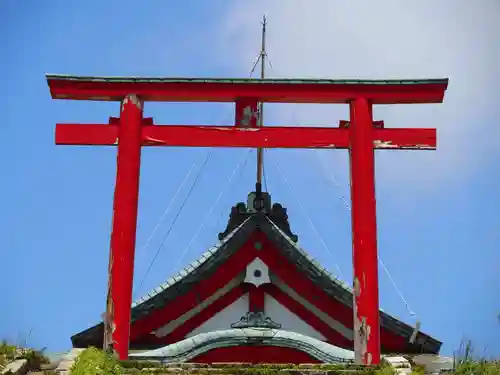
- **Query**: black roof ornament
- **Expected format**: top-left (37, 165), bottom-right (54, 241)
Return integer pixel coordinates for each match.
top-left (218, 192), bottom-right (298, 242)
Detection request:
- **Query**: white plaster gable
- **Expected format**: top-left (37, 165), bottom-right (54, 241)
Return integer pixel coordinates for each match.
top-left (185, 293), bottom-right (250, 338)
top-left (265, 294), bottom-right (327, 341)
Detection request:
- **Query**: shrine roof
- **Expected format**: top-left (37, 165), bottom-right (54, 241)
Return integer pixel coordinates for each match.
top-left (130, 214), bottom-right (352, 310)
top-left (46, 74), bottom-right (448, 104)
top-left (71, 209), bottom-right (441, 354)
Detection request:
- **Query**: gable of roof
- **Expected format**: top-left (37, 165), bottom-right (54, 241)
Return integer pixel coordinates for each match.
top-left (72, 204), bottom-right (441, 354)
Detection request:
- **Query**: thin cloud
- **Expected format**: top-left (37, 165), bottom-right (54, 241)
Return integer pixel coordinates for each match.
top-left (213, 0), bottom-right (500, 193)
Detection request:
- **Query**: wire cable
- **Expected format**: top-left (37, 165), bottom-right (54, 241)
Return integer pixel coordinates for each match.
top-left (324, 171), bottom-right (352, 212)
top-left (133, 150), bottom-right (213, 298)
top-left (269, 150), bottom-right (345, 280)
top-left (214, 149), bottom-right (255, 231)
top-left (320, 166), bottom-right (417, 316)
top-left (170, 148), bottom-right (253, 274)
top-left (321, 157), bottom-right (417, 318)
top-left (249, 54), bottom-right (262, 78)
top-left (136, 163), bottom-right (197, 255)
top-left (134, 54), bottom-right (267, 299)
top-left (265, 52), bottom-right (416, 320)
top-left (262, 156), bottom-right (269, 192)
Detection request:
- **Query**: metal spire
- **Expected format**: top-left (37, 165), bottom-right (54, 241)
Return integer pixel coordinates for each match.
top-left (255, 15), bottom-right (267, 196)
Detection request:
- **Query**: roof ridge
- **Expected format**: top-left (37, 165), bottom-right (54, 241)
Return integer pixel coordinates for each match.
top-left (265, 217), bottom-right (352, 292)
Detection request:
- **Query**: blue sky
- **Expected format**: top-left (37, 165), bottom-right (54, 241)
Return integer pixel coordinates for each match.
top-left (2, 0), bottom-right (499, 358)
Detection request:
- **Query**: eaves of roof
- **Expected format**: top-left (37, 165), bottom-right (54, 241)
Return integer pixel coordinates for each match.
top-left (129, 328), bottom-right (355, 364)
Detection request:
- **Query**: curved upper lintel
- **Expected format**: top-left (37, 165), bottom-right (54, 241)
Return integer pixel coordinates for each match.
top-left (46, 74), bottom-right (449, 104)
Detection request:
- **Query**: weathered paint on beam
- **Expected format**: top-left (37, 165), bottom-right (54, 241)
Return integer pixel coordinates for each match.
top-left (372, 128), bottom-right (436, 150)
top-left (55, 124), bottom-right (435, 150)
top-left (142, 125), bottom-right (349, 148)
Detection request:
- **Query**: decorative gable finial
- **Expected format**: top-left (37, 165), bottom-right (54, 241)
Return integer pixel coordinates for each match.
top-left (244, 258), bottom-right (270, 287)
top-left (230, 312), bottom-right (281, 329)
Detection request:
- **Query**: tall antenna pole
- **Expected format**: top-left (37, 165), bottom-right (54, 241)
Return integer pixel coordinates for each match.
top-left (256, 15), bottom-right (267, 195)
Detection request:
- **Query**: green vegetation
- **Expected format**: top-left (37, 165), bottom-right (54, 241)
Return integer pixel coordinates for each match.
top-left (453, 341), bottom-right (500, 375)
top-left (70, 347), bottom-right (123, 375)
top-left (67, 345), bottom-right (500, 375)
top-left (0, 340), bottom-right (17, 369)
top-left (0, 339), bottom-right (50, 372)
top-left (2, 340), bottom-right (500, 375)
top-left (119, 361), bottom-right (381, 375)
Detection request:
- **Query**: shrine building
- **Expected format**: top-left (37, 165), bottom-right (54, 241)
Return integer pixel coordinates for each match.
top-left (69, 191), bottom-right (442, 364)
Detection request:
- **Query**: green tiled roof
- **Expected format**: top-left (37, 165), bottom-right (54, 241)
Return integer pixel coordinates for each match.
top-left (46, 74), bottom-right (449, 86)
top-left (132, 219), bottom-right (250, 308)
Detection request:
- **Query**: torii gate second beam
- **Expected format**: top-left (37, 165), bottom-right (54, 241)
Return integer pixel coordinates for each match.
top-left (47, 75), bottom-right (448, 364)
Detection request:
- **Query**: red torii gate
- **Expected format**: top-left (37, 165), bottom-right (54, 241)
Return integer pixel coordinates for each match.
top-left (47, 75), bottom-right (448, 364)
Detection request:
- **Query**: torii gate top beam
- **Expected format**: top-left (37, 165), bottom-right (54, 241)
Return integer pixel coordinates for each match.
top-left (46, 75), bottom-right (448, 104)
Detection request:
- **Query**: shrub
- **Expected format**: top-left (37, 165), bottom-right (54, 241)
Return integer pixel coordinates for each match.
top-left (0, 340), bottom-right (17, 369)
top-left (70, 347), bottom-right (123, 375)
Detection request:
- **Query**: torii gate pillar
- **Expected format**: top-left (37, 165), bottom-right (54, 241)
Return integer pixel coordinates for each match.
top-left (104, 95), bottom-right (143, 357)
top-left (349, 97), bottom-right (380, 364)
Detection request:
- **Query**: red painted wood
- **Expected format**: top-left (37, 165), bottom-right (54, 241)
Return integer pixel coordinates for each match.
top-left (129, 238), bottom-right (258, 340)
top-left (265, 284), bottom-right (352, 349)
top-left (143, 125), bottom-right (350, 148)
top-left (373, 128), bottom-right (436, 149)
top-left (256, 237), bottom-right (352, 327)
top-left (348, 98), bottom-right (380, 364)
top-left (248, 284), bottom-right (265, 312)
top-left (56, 124), bottom-right (119, 145)
top-left (129, 230), bottom-right (406, 354)
top-left (56, 124), bottom-right (350, 148)
top-left (138, 284), bottom-right (249, 345)
top-left (47, 78), bottom-right (448, 104)
top-left (56, 123), bottom-right (435, 150)
top-left (255, 234), bottom-right (408, 353)
top-left (191, 346), bottom-right (320, 364)
top-left (49, 72), bottom-right (447, 362)
top-left (110, 95), bottom-right (143, 360)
